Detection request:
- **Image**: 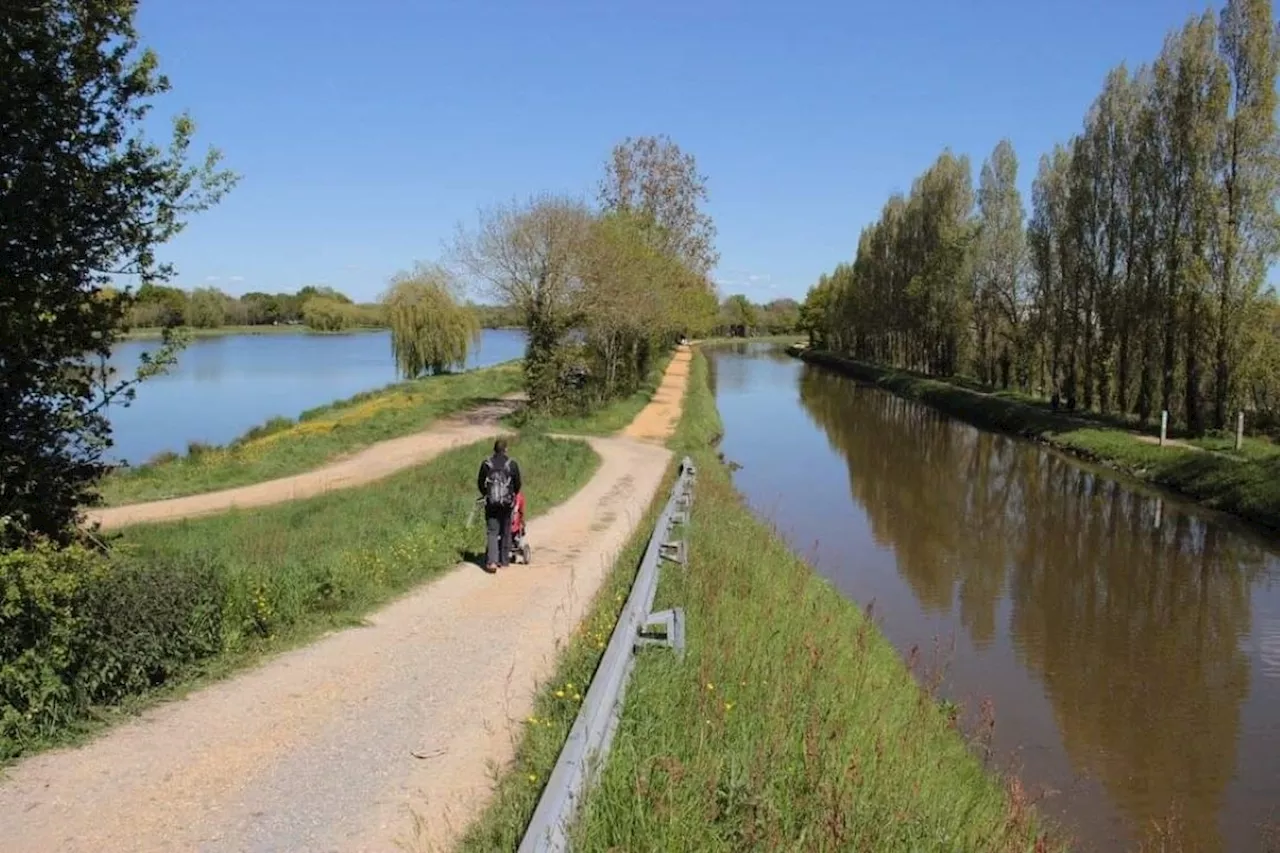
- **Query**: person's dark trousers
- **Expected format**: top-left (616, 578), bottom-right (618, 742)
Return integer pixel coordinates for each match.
top-left (485, 504), bottom-right (513, 568)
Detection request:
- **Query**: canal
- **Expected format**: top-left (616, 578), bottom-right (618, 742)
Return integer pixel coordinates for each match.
top-left (707, 342), bottom-right (1280, 852)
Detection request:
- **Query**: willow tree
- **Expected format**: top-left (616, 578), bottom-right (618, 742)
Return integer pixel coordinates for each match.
top-left (382, 264), bottom-right (479, 378)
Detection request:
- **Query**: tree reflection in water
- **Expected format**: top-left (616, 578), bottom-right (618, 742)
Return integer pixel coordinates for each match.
top-left (796, 364), bottom-right (1269, 852)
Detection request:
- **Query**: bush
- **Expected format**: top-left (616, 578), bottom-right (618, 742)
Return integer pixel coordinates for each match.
top-left (0, 542), bottom-right (225, 758)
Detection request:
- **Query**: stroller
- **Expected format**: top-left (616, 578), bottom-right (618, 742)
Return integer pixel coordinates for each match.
top-left (472, 491), bottom-right (532, 565)
top-left (509, 491), bottom-right (532, 565)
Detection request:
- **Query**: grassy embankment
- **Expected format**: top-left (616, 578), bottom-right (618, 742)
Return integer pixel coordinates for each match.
top-left (795, 347), bottom-right (1280, 534)
top-left (99, 361), bottom-right (524, 505)
top-left (457, 350), bottom-right (1053, 853)
top-left (2, 433), bottom-right (599, 762)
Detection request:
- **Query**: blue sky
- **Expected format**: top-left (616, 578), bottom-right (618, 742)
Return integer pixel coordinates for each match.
top-left (137, 0), bottom-right (1213, 305)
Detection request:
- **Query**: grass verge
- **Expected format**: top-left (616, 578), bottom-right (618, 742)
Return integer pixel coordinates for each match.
top-left (98, 361), bottom-right (524, 505)
top-left (456, 350), bottom-right (1054, 852)
top-left (3, 434), bottom-right (598, 762)
top-left (795, 348), bottom-right (1280, 534)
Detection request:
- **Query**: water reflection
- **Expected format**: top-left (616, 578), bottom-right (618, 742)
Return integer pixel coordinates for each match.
top-left (708, 347), bottom-right (1280, 851)
top-left (795, 365), bottom-right (1267, 849)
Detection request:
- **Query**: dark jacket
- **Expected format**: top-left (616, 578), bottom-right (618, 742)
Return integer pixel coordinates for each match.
top-left (478, 452), bottom-right (522, 504)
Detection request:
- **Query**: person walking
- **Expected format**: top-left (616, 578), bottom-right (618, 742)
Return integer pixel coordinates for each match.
top-left (477, 438), bottom-right (522, 573)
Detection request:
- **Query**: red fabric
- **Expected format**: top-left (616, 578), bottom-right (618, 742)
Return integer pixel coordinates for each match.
top-left (511, 492), bottom-right (526, 535)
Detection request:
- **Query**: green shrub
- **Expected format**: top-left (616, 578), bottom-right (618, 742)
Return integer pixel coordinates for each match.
top-left (0, 542), bottom-right (225, 758)
top-left (0, 542), bottom-right (105, 755)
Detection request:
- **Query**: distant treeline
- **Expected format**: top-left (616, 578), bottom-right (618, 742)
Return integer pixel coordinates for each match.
top-left (120, 283), bottom-right (521, 333)
top-left (714, 294), bottom-right (802, 337)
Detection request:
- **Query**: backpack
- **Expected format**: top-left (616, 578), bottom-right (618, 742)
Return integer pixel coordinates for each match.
top-left (485, 456), bottom-right (514, 508)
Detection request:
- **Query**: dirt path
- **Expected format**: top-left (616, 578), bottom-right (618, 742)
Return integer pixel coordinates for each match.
top-left (88, 397), bottom-right (523, 529)
top-left (622, 344), bottom-right (691, 442)
top-left (0, 353), bottom-right (692, 853)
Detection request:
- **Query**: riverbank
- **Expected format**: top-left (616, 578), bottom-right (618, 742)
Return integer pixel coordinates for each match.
top-left (1, 434), bottom-right (599, 762)
top-left (98, 361), bottom-right (524, 505)
top-left (456, 349), bottom-right (1055, 851)
top-left (793, 347), bottom-right (1280, 535)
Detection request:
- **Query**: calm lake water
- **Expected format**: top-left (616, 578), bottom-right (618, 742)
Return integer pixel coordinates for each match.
top-left (106, 328), bottom-right (526, 465)
top-left (708, 342), bottom-right (1280, 853)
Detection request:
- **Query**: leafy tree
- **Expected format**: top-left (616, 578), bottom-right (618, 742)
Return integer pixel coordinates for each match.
top-left (301, 296), bottom-right (355, 332)
top-left (186, 287), bottom-right (229, 329)
top-left (599, 135), bottom-right (720, 278)
top-left (451, 194), bottom-right (593, 409)
top-left (382, 263), bottom-right (479, 378)
top-left (1, 0), bottom-right (236, 546)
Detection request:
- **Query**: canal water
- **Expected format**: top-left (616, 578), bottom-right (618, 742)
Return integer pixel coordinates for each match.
top-left (708, 342), bottom-right (1280, 852)
top-left (106, 328), bottom-right (526, 466)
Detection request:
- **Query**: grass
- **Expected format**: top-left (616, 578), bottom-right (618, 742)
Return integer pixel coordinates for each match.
top-left (795, 348), bottom-right (1280, 535)
top-left (508, 350), bottom-right (677, 436)
top-left (98, 361), bottom-right (524, 505)
top-left (7, 434), bottom-right (601, 762)
top-left (695, 333), bottom-right (807, 347)
top-left (456, 350), bottom-right (1055, 852)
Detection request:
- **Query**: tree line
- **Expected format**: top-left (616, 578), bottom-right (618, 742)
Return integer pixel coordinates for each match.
top-left (716, 294), bottom-right (802, 337)
top-left (802, 0), bottom-right (1280, 435)
top-left (122, 282), bottom-right (519, 333)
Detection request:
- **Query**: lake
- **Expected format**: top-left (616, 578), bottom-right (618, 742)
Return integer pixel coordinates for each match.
top-left (106, 328), bottom-right (526, 465)
top-left (708, 342), bottom-right (1280, 853)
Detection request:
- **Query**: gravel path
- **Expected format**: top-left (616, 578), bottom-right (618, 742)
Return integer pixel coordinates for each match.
top-left (0, 348), bottom-right (692, 852)
top-left (87, 396), bottom-right (523, 529)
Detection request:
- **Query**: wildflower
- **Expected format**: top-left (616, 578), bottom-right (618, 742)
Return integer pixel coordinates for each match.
top-left (527, 716), bottom-right (538, 724)
top-left (528, 773), bottom-right (538, 783)
top-left (573, 693), bottom-right (582, 701)
top-left (705, 682), bottom-right (715, 692)
top-left (724, 701), bottom-right (735, 711)
top-left (555, 690), bottom-right (565, 698)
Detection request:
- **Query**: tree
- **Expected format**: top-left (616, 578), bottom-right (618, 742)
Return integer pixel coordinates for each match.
top-left (599, 135), bottom-right (720, 278)
top-left (973, 139), bottom-right (1029, 387)
top-left (1, 0), bottom-right (236, 546)
top-left (382, 263), bottom-right (479, 378)
top-left (720, 294), bottom-right (758, 335)
top-left (1211, 0), bottom-right (1280, 428)
top-left (301, 296), bottom-right (356, 331)
top-left (451, 194), bottom-right (593, 409)
top-left (186, 287), bottom-right (229, 328)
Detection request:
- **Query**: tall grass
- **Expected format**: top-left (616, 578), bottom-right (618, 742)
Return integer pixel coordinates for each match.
top-left (99, 361), bottom-right (523, 505)
top-left (455, 351), bottom-right (1055, 852)
top-left (796, 349), bottom-right (1280, 534)
top-left (114, 434), bottom-right (596, 651)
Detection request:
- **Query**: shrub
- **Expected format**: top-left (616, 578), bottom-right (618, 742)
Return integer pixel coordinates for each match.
top-left (0, 542), bottom-right (225, 758)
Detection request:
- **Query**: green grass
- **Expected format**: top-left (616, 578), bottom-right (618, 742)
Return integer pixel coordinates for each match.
top-left (696, 333), bottom-right (807, 347)
top-left (98, 361), bottom-right (524, 505)
top-left (508, 351), bottom-right (677, 436)
top-left (456, 350), bottom-right (1055, 853)
top-left (795, 349), bottom-right (1280, 535)
top-left (6, 434), bottom-right (600, 762)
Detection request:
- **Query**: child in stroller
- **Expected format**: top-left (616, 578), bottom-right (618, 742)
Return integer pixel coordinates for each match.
top-left (509, 491), bottom-right (532, 565)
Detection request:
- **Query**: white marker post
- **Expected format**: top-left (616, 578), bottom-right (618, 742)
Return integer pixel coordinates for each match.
top-left (1160, 410), bottom-right (1168, 447)
top-left (1237, 411), bottom-right (1245, 451)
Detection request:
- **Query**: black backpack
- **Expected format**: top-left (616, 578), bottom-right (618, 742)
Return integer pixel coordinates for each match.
top-left (485, 456), bottom-right (514, 508)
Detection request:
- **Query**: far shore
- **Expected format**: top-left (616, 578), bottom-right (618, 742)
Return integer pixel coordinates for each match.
top-left (118, 324), bottom-right (523, 341)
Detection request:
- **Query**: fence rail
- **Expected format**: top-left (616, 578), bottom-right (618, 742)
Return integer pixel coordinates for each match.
top-left (517, 455), bottom-right (697, 853)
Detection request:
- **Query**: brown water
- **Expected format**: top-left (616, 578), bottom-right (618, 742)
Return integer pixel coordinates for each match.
top-left (708, 342), bottom-right (1280, 852)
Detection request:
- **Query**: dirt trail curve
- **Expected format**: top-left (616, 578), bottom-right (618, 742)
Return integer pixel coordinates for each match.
top-left (87, 396), bottom-right (525, 530)
top-left (0, 345), bottom-right (693, 853)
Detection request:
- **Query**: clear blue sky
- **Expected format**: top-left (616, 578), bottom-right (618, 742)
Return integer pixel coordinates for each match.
top-left (137, 0), bottom-right (1213, 305)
